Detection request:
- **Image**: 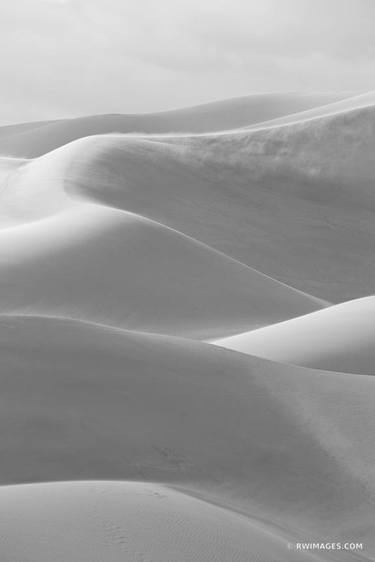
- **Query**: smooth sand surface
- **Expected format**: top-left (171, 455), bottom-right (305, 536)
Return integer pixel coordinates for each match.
top-left (0, 314), bottom-right (374, 558)
top-left (0, 92), bottom-right (374, 561)
top-left (215, 296), bottom-right (375, 374)
top-left (4, 95), bottom-right (371, 300)
top-left (243, 90), bottom-right (375, 130)
top-left (0, 481), bottom-right (322, 562)
top-left (0, 144), bottom-right (322, 337)
top-left (0, 92), bottom-right (348, 158)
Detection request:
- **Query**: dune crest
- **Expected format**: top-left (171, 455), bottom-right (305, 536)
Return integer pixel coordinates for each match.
top-left (215, 296), bottom-right (375, 375)
top-left (0, 92), bottom-right (350, 158)
top-left (0, 145), bottom-right (322, 337)
top-left (243, 90), bottom-right (375, 131)
top-left (23, 97), bottom-right (375, 301)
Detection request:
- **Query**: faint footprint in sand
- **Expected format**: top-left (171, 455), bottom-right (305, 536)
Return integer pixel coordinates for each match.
top-left (103, 520), bottom-right (154, 562)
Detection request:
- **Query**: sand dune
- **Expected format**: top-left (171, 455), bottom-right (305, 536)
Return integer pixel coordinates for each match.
top-left (0, 92), bottom-right (348, 158)
top-left (0, 92), bottom-right (374, 560)
top-left (215, 296), bottom-right (375, 375)
top-left (0, 313), bottom-right (374, 557)
top-left (2, 92), bottom-right (375, 300)
top-left (244, 90), bottom-right (375, 130)
top-left (0, 146), bottom-right (322, 337)
top-left (0, 203), bottom-right (320, 337)
top-left (41, 97), bottom-right (375, 301)
top-left (0, 481), bottom-right (318, 562)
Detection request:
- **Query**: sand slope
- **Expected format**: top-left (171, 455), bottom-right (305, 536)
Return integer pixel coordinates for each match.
top-left (215, 296), bottom-right (375, 375)
top-left (244, 91), bottom-right (375, 130)
top-left (0, 314), bottom-right (374, 557)
top-left (0, 481), bottom-right (320, 562)
top-left (2, 93), bottom-right (375, 299)
top-left (0, 92), bottom-right (348, 158)
top-left (0, 203), bottom-right (320, 337)
top-left (0, 146), bottom-right (322, 337)
top-left (47, 97), bottom-right (375, 301)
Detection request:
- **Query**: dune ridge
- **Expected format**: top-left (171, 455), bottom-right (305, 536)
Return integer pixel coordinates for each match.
top-left (243, 90), bottom-right (375, 131)
top-left (0, 92), bottom-right (350, 158)
top-left (0, 144), bottom-right (323, 337)
top-left (215, 296), bottom-right (375, 375)
top-left (12, 95), bottom-right (373, 301)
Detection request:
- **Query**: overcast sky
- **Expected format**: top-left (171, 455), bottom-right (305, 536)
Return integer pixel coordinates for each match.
top-left (0, 0), bottom-right (374, 124)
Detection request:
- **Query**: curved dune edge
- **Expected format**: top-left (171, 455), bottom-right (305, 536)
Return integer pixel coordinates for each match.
top-left (0, 480), bottom-right (321, 562)
top-left (0, 313), bottom-right (374, 555)
top-left (0, 200), bottom-right (322, 337)
top-left (242, 90), bottom-right (375, 131)
top-left (2, 94), bottom-right (375, 301)
top-left (19, 98), bottom-right (374, 302)
top-left (0, 91), bottom-right (350, 158)
top-left (214, 296), bottom-right (375, 375)
top-left (0, 148), bottom-right (323, 338)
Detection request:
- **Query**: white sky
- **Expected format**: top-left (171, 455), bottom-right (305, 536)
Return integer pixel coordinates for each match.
top-left (1, 0), bottom-right (374, 124)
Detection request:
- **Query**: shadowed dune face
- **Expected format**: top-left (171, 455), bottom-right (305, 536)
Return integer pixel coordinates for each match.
top-left (52, 102), bottom-right (375, 302)
top-left (0, 203), bottom-right (321, 337)
top-left (0, 145), bottom-right (322, 338)
top-left (0, 314), bottom-right (375, 550)
top-left (3, 95), bottom-right (375, 306)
